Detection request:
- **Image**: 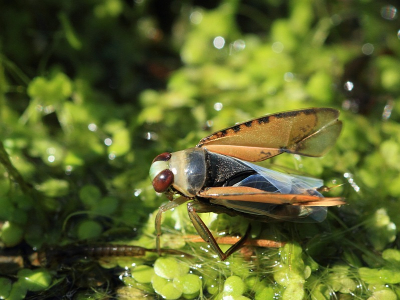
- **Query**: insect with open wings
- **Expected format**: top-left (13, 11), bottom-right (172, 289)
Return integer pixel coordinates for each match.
top-left (150, 108), bottom-right (344, 260)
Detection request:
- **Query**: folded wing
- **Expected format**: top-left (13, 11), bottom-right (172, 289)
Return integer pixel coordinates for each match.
top-left (197, 108), bottom-right (342, 162)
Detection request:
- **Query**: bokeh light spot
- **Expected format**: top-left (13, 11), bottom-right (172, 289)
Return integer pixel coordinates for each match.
top-left (213, 36), bottom-right (225, 49)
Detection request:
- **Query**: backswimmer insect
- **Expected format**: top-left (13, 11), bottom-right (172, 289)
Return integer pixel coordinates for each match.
top-left (150, 108), bottom-right (344, 260)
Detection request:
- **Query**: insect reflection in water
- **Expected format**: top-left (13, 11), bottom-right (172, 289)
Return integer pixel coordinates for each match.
top-left (150, 108), bottom-right (345, 260)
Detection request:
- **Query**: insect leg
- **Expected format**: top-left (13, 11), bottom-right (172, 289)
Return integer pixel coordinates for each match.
top-left (156, 196), bottom-right (189, 255)
top-left (187, 202), bottom-right (251, 261)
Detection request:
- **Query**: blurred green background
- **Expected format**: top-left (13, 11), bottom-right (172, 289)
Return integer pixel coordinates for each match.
top-left (1, 0), bottom-right (400, 299)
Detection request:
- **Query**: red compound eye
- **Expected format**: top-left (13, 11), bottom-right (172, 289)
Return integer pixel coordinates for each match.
top-left (152, 169), bottom-right (174, 193)
top-left (152, 152), bottom-right (171, 164)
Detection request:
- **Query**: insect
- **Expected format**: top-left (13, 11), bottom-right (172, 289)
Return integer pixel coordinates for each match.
top-left (150, 108), bottom-right (344, 260)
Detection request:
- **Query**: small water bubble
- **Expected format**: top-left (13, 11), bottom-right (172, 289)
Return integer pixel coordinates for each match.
top-left (88, 123), bottom-right (98, 132)
top-left (108, 153), bottom-right (116, 160)
top-left (44, 106), bottom-right (54, 114)
top-left (361, 43), bottom-right (374, 55)
top-left (272, 42), bottom-right (284, 53)
top-left (344, 81), bottom-right (354, 91)
top-left (190, 10), bottom-right (203, 24)
top-left (397, 29), bottom-right (400, 39)
top-left (213, 36), bottom-right (225, 49)
top-left (47, 155), bottom-right (55, 163)
top-left (284, 72), bottom-right (294, 82)
top-left (232, 39), bottom-right (246, 51)
top-left (134, 189), bottom-right (142, 197)
top-left (104, 138), bottom-right (112, 146)
top-left (331, 14), bottom-right (342, 25)
top-left (382, 100), bottom-right (394, 120)
top-left (65, 165), bottom-right (73, 175)
top-left (343, 172), bottom-right (360, 192)
top-left (381, 5), bottom-right (397, 20)
top-left (46, 147), bottom-right (56, 154)
top-left (214, 102), bottom-right (223, 111)
top-left (145, 132), bottom-right (158, 141)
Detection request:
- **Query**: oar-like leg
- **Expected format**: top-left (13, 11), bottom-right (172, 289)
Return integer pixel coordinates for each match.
top-left (187, 201), bottom-right (251, 261)
top-left (155, 196), bottom-right (189, 254)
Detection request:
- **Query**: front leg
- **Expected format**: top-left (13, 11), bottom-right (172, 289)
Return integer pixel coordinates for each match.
top-left (187, 201), bottom-right (251, 261)
top-left (155, 196), bottom-right (189, 255)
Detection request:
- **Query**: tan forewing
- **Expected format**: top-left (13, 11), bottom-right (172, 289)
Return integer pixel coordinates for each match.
top-left (198, 186), bottom-right (345, 206)
top-left (286, 119), bottom-right (342, 157)
top-left (197, 108), bottom-right (341, 161)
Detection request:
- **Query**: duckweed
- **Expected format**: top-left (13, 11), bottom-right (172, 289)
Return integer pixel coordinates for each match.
top-left (1, 0), bottom-right (400, 298)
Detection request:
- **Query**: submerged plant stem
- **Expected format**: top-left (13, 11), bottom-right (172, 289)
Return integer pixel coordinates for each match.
top-left (0, 140), bottom-right (32, 194)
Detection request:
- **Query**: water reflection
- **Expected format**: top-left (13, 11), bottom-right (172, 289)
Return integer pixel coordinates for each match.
top-left (88, 123), bottom-right (98, 132)
top-left (382, 100), bottom-right (394, 121)
top-left (381, 5), bottom-right (397, 20)
top-left (272, 42), bottom-right (284, 53)
top-left (145, 131), bottom-right (158, 141)
top-left (284, 72), bottom-right (294, 82)
top-left (190, 10), bottom-right (203, 24)
top-left (65, 165), bottom-right (73, 175)
top-left (361, 43), bottom-right (374, 55)
top-left (213, 36), bottom-right (225, 49)
top-left (233, 39), bottom-right (245, 51)
top-left (330, 14), bottom-right (341, 25)
top-left (343, 81), bottom-right (354, 91)
top-left (104, 138), bottom-right (112, 146)
top-left (344, 172), bottom-right (360, 193)
top-left (214, 102), bottom-right (223, 111)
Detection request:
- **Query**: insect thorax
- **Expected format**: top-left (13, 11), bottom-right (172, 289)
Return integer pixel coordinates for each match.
top-left (204, 150), bottom-right (256, 188)
top-left (169, 148), bottom-right (207, 197)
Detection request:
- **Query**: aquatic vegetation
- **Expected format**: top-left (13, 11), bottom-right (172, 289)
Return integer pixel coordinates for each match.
top-left (0, 0), bottom-right (400, 298)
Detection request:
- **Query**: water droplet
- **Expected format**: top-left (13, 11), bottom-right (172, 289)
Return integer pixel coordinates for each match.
top-left (190, 11), bottom-right (203, 24)
top-left (232, 39), bottom-right (245, 51)
top-left (213, 36), bottom-right (225, 49)
top-left (284, 72), bottom-right (294, 82)
top-left (214, 102), bottom-right (223, 111)
top-left (104, 138), bottom-right (112, 146)
top-left (48, 155), bottom-right (55, 163)
top-left (272, 42), bottom-right (284, 53)
top-left (44, 106), bottom-right (54, 114)
top-left (331, 14), bottom-right (342, 25)
top-left (361, 43), bottom-right (374, 55)
top-left (46, 147), bottom-right (56, 154)
top-left (65, 165), bottom-right (73, 175)
top-left (381, 5), bottom-right (397, 20)
top-left (145, 132), bottom-right (158, 141)
top-left (88, 123), bottom-right (98, 132)
top-left (108, 153), bottom-right (116, 160)
top-left (343, 172), bottom-right (360, 192)
top-left (382, 100), bottom-right (394, 120)
top-left (344, 81), bottom-right (354, 91)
